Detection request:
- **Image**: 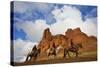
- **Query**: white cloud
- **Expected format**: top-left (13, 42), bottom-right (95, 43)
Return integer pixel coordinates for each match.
top-left (13, 39), bottom-right (38, 62)
top-left (51, 9), bottom-right (97, 36)
top-left (51, 5), bottom-right (97, 36)
top-left (82, 18), bottom-right (97, 36)
top-left (15, 5), bottom-right (97, 42)
top-left (15, 20), bottom-right (49, 42)
top-left (52, 6), bottom-right (82, 21)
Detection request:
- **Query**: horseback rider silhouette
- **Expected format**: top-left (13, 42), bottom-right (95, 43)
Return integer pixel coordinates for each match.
top-left (70, 39), bottom-right (74, 47)
top-left (52, 42), bottom-right (56, 49)
top-left (47, 42), bottom-right (56, 57)
top-left (32, 45), bottom-right (37, 53)
top-left (63, 39), bottom-right (83, 58)
top-left (25, 45), bottom-right (40, 61)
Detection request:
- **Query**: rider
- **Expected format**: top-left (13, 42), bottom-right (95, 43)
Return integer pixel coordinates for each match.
top-left (70, 39), bottom-right (76, 49)
top-left (31, 45), bottom-right (37, 54)
top-left (70, 39), bottom-right (73, 46)
top-left (33, 45), bottom-right (37, 50)
top-left (52, 42), bottom-right (56, 49)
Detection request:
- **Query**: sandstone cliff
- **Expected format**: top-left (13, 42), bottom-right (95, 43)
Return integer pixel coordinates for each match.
top-left (36, 27), bottom-right (97, 53)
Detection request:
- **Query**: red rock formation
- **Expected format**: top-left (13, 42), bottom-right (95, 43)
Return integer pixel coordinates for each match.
top-left (42, 28), bottom-right (52, 41)
top-left (37, 28), bottom-right (53, 53)
top-left (83, 36), bottom-right (97, 52)
top-left (34, 27), bottom-right (97, 54)
top-left (65, 27), bottom-right (88, 45)
top-left (52, 34), bottom-right (69, 48)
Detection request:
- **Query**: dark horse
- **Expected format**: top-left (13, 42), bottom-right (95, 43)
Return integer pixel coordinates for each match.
top-left (47, 44), bottom-right (56, 58)
top-left (25, 45), bottom-right (40, 61)
top-left (63, 40), bottom-right (83, 58)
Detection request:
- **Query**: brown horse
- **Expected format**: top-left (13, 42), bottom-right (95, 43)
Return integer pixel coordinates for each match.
top-left (47, 47), bottom-right (56, 57)
top-left (63, 40), bottom-right (83, 58)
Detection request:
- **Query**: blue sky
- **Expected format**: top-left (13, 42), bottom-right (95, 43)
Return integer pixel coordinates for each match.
top-left (11, 1), bottom-right (97, 41)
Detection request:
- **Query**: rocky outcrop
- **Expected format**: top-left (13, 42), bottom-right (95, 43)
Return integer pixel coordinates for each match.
top-left (65, 27), bottom-right (88, 44)
top-left (52, 34), bottom-right (69, 48)
top-left (35, 27), bottom-right (97, 53)
top-left (37, 28), bottom-right (53, 53)
top-left (42, 28), bottom-right (52, 41)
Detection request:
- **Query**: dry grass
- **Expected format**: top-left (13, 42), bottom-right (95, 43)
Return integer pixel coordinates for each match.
top-left (13, 50), bottom-right (97, 66)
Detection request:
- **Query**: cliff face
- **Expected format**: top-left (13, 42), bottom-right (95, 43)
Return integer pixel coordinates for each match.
top-left (38, 28), bottom-right (70, 53)
top-left (65, 27), bottom-right (97, 52)
top-left (52, 34), bottom-right (69, 48)
top-left (36, 27), bottom-right (97, 53)
top-left (42, 28), bottom-right (52, 41)
top-left (37, 28), bottom-right (53, 53)
top-left (65, 27), bottom-right (88, 45)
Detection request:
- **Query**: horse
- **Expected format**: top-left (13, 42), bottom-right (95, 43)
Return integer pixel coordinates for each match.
top-left (25, 45), bottom-right (40, 62)
top-left (56, 45), bottom-right (63, 54)
top-left (46, 45), bottom-right (63, 59)
top-left (46, 43), bottom-right (57, 59)
top-left (63, 43), bottom-right (83, 58)
top-left (46, 47), bottom-right (56, 58)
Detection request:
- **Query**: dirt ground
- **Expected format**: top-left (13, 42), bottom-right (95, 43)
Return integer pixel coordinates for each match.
top-left (13, 51), bottom-right (97, 66)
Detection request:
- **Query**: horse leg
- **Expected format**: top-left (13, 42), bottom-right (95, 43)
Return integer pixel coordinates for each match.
top-left (31, 57), bottom-right (34, 61)
top-left (67, 51), bottom-right (70, 58)
top-left (63, 52), bottom-right (66, 58)
top-left (25, 55), bottom-right (30, 62)
top-left (48, 53), bottom-right (50, 57)
top-left (53, 52), bottom-right (56, 59)
top-left (63, 49), bottom-right (67, 58)
top-left (33, 54), bottom-right (38, 61)
top-left (25, 56), bottom-right (28, 62)
top-left (48, 53), bottom-right (51, 59)
top-left (75, 51), bottom-right (79, 57)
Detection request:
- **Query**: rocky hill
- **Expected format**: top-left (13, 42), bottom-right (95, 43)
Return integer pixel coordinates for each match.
top-left (37, 27), bottom-right (97, 53)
